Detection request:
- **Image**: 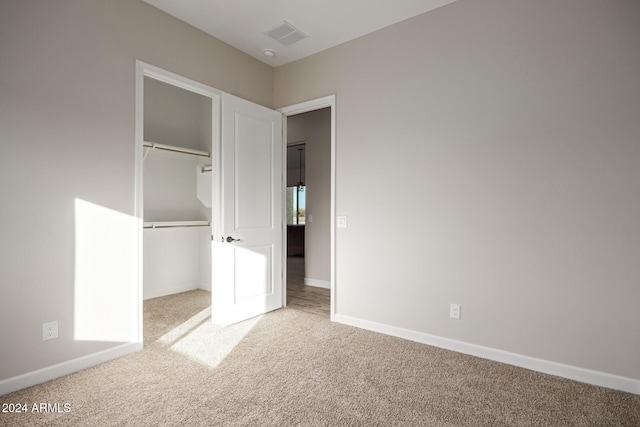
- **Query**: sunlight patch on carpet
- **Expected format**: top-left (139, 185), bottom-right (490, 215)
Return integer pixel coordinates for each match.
top-left (157, 307), bottom-right (263, 368)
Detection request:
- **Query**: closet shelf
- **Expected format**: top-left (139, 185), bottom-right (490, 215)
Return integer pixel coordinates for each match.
top-left (143, 141), bottom-right (210, 158)
top-left (144, 220), bottom-right (210, 229)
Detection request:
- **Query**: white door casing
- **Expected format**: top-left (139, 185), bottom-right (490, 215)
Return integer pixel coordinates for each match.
top-left (211, 93), bottom-right (283, 326)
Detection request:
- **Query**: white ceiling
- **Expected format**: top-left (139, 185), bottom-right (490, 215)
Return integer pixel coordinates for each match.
top-left (142, 0), bottom-right (459, 67)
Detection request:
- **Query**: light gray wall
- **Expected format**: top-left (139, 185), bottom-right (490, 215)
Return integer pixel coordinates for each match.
top-left (143, 76), bottom-right (212, 222)
top-left (144, 76), bottom-right (212, 153)
top-left (0, 0), bottom-right (272, 382)
top-left (143, 149), bottom-right (209, 222)
top-left (143, 227), bottom-right (210, 299)
top-left (274, 0), bottom-right (640, 380)
top-left (287, 109), bottom-right (332, 283)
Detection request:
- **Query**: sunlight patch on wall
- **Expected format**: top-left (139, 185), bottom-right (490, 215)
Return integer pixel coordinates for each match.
top-left (74, 199), bottom-right (138, 343)
top-left (158, 307), bottom-right (262, 368)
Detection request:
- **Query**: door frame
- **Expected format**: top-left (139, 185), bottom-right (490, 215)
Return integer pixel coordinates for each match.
top-left (279, 95), bottom-right (336, 321)
top-left (134, 61), bottom-right (221, 343)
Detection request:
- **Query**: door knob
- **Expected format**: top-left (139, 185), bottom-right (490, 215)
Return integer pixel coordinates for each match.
top-left (226, 236), bottom-right (241, 242)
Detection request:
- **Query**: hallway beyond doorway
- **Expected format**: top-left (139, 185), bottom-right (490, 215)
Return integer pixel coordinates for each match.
top-left (286, 256), bottom-right (330, 317)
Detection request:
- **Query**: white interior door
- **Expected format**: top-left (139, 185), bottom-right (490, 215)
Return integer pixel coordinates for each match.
top-left (211, 93), bottom-right (283, 326)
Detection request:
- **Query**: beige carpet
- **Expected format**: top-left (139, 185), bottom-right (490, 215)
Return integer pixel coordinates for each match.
top-left (1, 289), bottom-right (639, 426)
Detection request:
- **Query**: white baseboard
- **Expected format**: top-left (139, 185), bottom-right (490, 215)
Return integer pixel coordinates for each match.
top-left (334, 314), bottom-right (640, 395)
top-left (304, 278), bottom-right (331, 289)
top-left (143, 283), bottom-right (199, 300)
top-left (0, 342), bottom-right (141, 396)
top-left (198, 282), bottom-right (211, 292)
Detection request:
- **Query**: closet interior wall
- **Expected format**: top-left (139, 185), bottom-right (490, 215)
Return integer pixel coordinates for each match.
top-left (143, 76), bottom-right (212, 300)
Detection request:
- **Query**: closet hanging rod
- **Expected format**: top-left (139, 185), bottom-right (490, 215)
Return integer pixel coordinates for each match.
top-left (143, 221), bottom-right (210, 229)
top-left (143, 141), bottom-right (210, 158)
top-left (201, 165), bottom-right (212, 173)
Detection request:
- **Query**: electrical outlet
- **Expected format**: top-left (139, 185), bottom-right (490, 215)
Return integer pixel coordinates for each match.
top-left (42, 321), bottom-right (58, 341)
top-left (450, 304), bottom-right (461, 320)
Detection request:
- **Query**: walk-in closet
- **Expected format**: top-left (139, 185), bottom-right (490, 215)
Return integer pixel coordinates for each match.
top-left (142, 76), bottom-right (213, 300)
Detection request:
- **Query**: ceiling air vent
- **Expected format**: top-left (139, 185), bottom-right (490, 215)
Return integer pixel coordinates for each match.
top-left (263, 21), bottom-right (308, 47)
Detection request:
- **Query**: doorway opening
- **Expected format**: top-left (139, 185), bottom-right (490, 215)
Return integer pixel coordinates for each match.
top-left (280, 97), bottom-right (336, 320)
top-left (135, 61), bottom-right (221, 343)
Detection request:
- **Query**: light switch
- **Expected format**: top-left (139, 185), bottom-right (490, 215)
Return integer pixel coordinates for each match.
top-left (337, 216), bottom-right (348, 228)
top-left (308, 214), bottom-right (313, 223)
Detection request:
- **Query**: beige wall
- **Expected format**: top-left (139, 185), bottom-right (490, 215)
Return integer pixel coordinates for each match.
top-left (0, 0), bottom-right (272, 383)
top-left (274, 0), bottom-right (640, 380)
top-left (287, 109), bottom-right (332, 283)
